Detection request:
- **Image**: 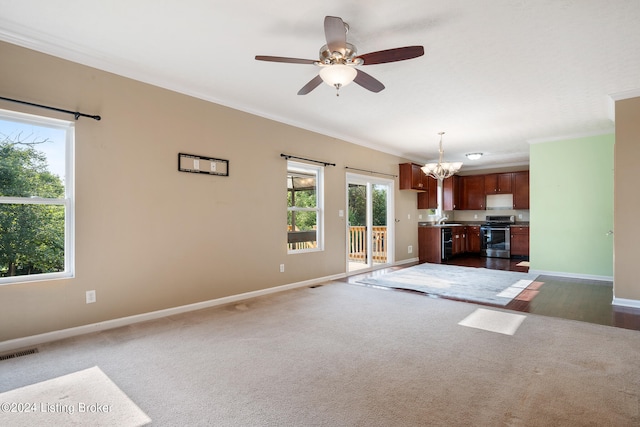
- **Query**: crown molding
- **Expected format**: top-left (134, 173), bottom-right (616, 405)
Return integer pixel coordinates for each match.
top-left (609, 88), bottom-right (640, 101)
top-left (527, 128), bottom-right (614, 145)
top-left (606, 89), bottom-right (640, 122)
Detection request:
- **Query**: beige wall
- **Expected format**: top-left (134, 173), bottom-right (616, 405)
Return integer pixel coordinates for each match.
top-left (0, 41), bottom-right (422, 342)
top-left (614, 97), bottom-right (640, 302)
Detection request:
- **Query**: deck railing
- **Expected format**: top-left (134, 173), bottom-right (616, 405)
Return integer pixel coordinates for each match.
top-left (286, 226), bottom-right (388, 263)
top-left (349, 226), bottom-right (387, 263)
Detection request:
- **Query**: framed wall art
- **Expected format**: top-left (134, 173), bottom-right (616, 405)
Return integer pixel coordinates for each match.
top-left (178, 153), bottom-right (229, 177)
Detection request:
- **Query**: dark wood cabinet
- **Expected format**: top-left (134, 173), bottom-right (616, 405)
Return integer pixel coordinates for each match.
top-left (443, 176), bottom-right (460, 210)
top-left (466, 226), bottom-right (481, 253)
top-left (460, 175), bottom-right (485, 210)
top-left (418, 226), bottom-right (442, 263)
top-left (485, 173), bottom-right (513, 194)
top-left (419, 225), bottom-right (482, 263)
top-left (428, 176), bottom-right (438, 208)
top-left (400, 163), bottom-right (529, 211)
top-left (416, 176), bottom-right (438, 209)
top-left (417, 191), bottom-right (430, 209)
top-left (452, 226), bottom-right (464, 256)
top-left (513, 171), bottom-right (529, 209)
top-left (399, 163), bottom-right (428, 191)
top-left (510, 225), bottom-right (529, 258)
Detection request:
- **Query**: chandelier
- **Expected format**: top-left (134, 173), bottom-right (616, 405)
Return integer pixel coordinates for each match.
top-left (421, 132), bottom-right (463, 180)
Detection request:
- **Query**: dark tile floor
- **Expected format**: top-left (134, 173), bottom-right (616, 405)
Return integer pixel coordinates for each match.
top-left (340, 255), bottom-right (640, 331)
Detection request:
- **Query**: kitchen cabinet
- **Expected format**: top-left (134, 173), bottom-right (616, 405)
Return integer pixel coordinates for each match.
top-left (460, 175), bottom-right (485, 210)
top-left (466, 226), bottom-right (481, 253)
top-left (417, 176), bottom-right (438, 209)
top-left (419, 225), bottom-right (476, 263)
top-left (417, 191), bottom-right (428, 209)
top-left (510, 225), bottom-right (529, 258)
top-left (418, 226), bottom-right (442, 263)
top-left (400, 163), bottom-right (529, 211)
top-left (513, 171), bottom-right (530, 209)
top-left (443, 175), bottom-right (460, 210)
top-left (452, 226), bottom-right (466, 256)
top-left (399, 163), bottom-right (429, 191)
top-left (485, 173), bottom-right (513, 194)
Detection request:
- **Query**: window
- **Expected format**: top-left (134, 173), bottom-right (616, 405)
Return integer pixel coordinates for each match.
top-left (287, 161), bottom-right (323, 253)
top-left (0, 109), bottom-right (74, 284)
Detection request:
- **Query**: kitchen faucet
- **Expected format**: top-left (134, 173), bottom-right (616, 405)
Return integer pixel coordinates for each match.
top-left (437, 215), bottom-right (448, 224)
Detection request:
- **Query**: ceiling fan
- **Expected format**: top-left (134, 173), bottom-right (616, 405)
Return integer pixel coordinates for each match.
top-left (255, 16), bottom-right (424, 96)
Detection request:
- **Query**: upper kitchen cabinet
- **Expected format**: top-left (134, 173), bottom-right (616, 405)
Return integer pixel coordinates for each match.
top-left (399, 163), bottom-right (429, 191)
top-left (513, 171), bottom-right (530, 209)
top-left (417, 176), bottom-right (438, 209)
top-left (443, 175), bottom-right (460, 210)
top-left (460, 175), bottom-right (485, 210)
top-left (485, 173), bottom-right (513, 194)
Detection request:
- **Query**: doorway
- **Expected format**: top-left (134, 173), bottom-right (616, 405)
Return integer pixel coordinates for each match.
top-left (346, 173), bottom-right (394, 272)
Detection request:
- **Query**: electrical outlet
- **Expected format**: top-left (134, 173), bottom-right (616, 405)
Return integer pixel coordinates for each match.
top-left (279, 264), bottom-right (285, 273)
top-left (86, 290), bottom-right (96, 304)
top-left (408, 245), bottom-right (413, 254)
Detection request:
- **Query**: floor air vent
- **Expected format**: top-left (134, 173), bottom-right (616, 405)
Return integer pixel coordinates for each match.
top-left (0, 348), bottom-right (38, 361)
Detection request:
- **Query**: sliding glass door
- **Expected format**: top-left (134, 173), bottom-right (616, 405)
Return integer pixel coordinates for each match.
top-left (346, 173), bottom-right (394, 272)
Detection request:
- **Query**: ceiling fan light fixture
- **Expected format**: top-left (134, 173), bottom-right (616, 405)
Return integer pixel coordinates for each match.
top-left (466, 152), bottom-right (483, 160)
top-left (319, 64), bottom-right (357, 88)
top-left (256, 16), bottom-right (424, 95)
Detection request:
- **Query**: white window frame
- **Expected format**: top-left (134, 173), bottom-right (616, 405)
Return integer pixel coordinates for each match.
top-left (0, 109), bottom-right (75, 285)
top-left (287, 160), bottom-right (324, 254)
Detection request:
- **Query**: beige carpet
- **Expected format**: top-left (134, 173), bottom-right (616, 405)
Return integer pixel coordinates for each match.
top-left (1, 283), bottom-right (639, 425)
top-left (0, 366), bottom-right (150, 426)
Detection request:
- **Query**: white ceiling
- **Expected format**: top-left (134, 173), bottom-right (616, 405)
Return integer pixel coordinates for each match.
top-left (1, 1), bottom-right (639, 170)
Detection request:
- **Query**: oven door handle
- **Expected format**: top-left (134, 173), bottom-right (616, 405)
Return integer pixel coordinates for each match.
top-left (485, 226), bottom-right (511, 232)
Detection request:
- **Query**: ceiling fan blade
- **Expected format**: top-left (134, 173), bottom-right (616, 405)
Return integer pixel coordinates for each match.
top-left (357, 46), bottom-right (425, 65)
top-left (324, 16), bottom-right (347, 54)
top-left (255, 55), bottom-right (316, 65)
top-left (297, 75), bottom-right (324, 95)
top-left (353, 69), bottom-right (385, 93)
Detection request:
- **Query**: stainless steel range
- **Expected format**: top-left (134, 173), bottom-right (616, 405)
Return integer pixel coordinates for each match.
top-left (480, 215), bottom-right (515, 259)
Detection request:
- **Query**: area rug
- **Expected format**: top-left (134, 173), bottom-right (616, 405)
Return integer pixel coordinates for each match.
top-left (358, 263), bottom-right (539, 306)
top-left (0, 366), bottom-right (151, 427)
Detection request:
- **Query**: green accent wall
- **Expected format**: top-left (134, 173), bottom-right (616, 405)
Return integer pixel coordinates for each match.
top-left (530, 133), bottom-right (614, 279)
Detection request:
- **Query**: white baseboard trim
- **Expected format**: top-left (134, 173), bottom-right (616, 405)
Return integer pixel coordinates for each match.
top-left (612, 297), bottom-right (640, 309)
top-left (528, 269), bottom-right (613, 282)
top-left (397, 257), bottom-right (419, 265)
top-left (0, 272), bottom-right (346, 354)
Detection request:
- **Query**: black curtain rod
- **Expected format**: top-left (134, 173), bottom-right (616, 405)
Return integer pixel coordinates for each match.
top-left (280, 153), bottom-right (335, 167)
top-left (0, 96), bottom-right (101, 121)
top-left (345, 166), bottom-right (397, 178)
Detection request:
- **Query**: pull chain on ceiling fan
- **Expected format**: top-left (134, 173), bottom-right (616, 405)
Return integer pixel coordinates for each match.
top-left (255, 16), bottom-right (425, 96)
